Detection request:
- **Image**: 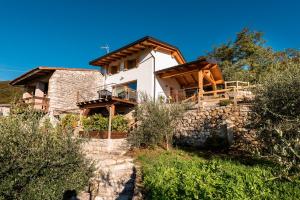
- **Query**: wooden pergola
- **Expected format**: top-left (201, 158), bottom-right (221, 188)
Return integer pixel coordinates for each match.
top-left (155, 59), bottom-right (224, 101)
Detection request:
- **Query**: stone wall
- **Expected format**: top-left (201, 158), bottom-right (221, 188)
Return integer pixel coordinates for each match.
top-left (79, 139), bottom-right (135, 200)
top-left (48, 70), bottom-right (103, 115)
top-left (174, 104), bottom-right (257, 150)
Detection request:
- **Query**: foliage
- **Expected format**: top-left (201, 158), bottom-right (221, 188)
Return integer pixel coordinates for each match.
top-left (128, 94), bottom-right (186, 150)
top-left (219, 99), bottom-right (232, 106)
top-left (82, 114), bottom-right (108, 132)
top-left (82, 114), bottom-right (128, 132)
top-left (112, 115), bottom-right (129, 132)
top-left (0, 105), bottom-right (93, 200)
top-left (138, 149), bottom-right (300, 200)
top-left (254, 63), bottom-right (300, 178)
top-left (60, 114), bottom-right (80, 131)
top-left (0, 81), bottom-right (23, 104)
top-left (206, 28), bottom-right (276, 83)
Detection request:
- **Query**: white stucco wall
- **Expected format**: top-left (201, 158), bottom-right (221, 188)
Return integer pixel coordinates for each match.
top-left (105, 49), bottom-right (154, 98)
top-left (0, 105), bottom-right (10, 116)
top-left (152, 50), bottom-right (181, 99)
top-left (103, 48), bottom-right (182, 101)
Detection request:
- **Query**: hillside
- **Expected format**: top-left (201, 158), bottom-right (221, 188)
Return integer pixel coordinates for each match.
top-left (0, 81), bottom-right (23, 104)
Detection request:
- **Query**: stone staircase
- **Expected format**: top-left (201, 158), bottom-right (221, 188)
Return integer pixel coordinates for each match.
top-left (79, 139), bottom-right (135, 200)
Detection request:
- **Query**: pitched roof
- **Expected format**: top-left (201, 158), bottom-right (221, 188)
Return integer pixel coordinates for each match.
top-left (89, 36), bottom-right (186, 66)
top-left (155, 59), bottom-right (224, 88)
top-left (10, 66), bottom-right (99, 86)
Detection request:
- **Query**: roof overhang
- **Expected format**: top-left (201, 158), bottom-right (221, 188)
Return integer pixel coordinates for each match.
top-left (10, 67), bottom-right (99, 86)
top-left (155, 59), bottom-right (224, 88)
top-left (89, 36), bottom-right (186, 66)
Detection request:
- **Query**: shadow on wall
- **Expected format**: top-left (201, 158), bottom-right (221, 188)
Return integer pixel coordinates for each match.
top-left (116, 167), bottom-right (136, 200)
top-left (63, 190), bottom-right (79, 200)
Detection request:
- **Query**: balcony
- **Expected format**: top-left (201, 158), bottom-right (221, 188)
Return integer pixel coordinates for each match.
top-left (23, 96), bottom-right (50, 112)
top-left (76, 83), bottom-right (138, 112)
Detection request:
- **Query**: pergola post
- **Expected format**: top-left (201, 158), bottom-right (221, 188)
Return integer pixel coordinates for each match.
top-left (198, 70), bottom-right (203, 107)
top-left (107, 104), bottom-right (115, 140)
top-left (212, 83), bottom-right (217, 97)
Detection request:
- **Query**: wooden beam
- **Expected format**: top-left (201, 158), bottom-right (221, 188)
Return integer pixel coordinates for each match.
top-left (182, 75), bottom-right (189, 85)
top-left (160, 69), bottom-right (200, 79)
top-left (204, 72), bottom-right (215, 84)
top-left (110, 104), bottom-right (115, 117)
top-left (190, 74), bottom-right (197, 83)
top-left (198, 70), bottom-right (203, 107)
top-left (174, 77), bottom-right (183, 86)
top-left (198, 70), bottom-right (203, 92)
top-left (134, 44), bottom-right (147, 48)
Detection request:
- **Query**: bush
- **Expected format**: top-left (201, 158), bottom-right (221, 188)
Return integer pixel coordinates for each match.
top-left (60, 114), bottom-right (80, 130)
top-left (138, 149), bottom-right (300, 200)
top-left (82, 114), bottom-right (108, 132)
top-left (219, 99), bottom-right (232, 106)
top-left (82, 114), bottom-right (128, 132)
top-left (0, 106), bottom-right (93, 199)
top-left (128, 94), bottom-right (186, 149)
top-left (112, 115), bottom-right (129, 132)
top-left (254, 63), bottom-right (300, 178)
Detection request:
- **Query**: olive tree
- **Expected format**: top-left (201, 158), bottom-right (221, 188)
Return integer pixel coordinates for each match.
top-left (128, 94), bottom-right (187, 150)
top-left (0, 105), bottom-right (93, 199)
top-left (254, 62), bottom-right (300, 179)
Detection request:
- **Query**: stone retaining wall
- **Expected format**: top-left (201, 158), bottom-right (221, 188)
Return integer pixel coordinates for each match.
top-left (174, 104), bottom-right (257, 149)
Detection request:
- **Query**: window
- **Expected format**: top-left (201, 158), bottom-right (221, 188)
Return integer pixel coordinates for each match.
top-left (125, 59), bottom-right (137, 70)
top-left (110, 65), bottom-right (119, 75)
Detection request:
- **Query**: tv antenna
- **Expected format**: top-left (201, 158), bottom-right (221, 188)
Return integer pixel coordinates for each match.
top-left (101, 44), bottom-right (110, 54)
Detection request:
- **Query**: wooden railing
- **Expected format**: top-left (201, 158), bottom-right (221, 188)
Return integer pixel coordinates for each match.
top-left (167, 81), bottom-right (254, 105)
top-left (225, 81), bottom-right (250, 89)
top-left (23, 96), bottom-right (50, 112)
top-left (77, 83), bottom-right (138, 103)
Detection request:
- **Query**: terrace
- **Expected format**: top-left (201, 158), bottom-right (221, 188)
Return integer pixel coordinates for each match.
top-left (77, 82), bottom-right (138, 116)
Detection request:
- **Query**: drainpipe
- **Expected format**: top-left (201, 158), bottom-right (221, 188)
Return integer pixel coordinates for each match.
top-left (149, 50), bottom-right (156, 101)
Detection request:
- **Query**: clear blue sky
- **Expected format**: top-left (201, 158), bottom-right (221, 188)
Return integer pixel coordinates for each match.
top-left (0, 0), bottom-right (299, 80)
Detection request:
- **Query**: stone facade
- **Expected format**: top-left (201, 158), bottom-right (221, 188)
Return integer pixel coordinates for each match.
top-left (48, 70), bottom-right (103, 115)
top-left (174, 104), bottom-right (257, 150)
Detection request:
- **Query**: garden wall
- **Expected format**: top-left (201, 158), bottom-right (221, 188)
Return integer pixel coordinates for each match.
top-left (174, 104), bottom-right (258, 150)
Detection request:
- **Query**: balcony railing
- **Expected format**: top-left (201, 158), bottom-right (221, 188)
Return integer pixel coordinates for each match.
top-left (164, 81), bottom-right (254, 105)
top-left (77, 83), bottom-right (138, 103)
top-left (23, 96), bottom-right (50, 112)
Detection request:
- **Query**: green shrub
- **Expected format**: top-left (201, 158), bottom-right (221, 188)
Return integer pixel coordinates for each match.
top-left (219, 99), bottom-right (232, 106)
top-left (82, 114), bottom-right (128, 132)
top-left (138, 150), bottom-right (300, 200)
top-left (82, 114), bottom-right (108, 132)
top-left (0, 106), bottom-right (93, 199)
top-left (112, 115), bottom-right (129, 132)
top-left (128, 94), bottom-right (187, 150)
top-left (254, 63), bottom-right (300, 177)
top-left (60, 114), bottom-right (79, 130)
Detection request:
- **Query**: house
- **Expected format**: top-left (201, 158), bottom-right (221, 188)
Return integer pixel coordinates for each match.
top-left (77, 36), bottom-right (224, 116)
top-left (0, 104), bottom-right (10, 116)
top-left (11, 36), bottom-right (225, 117)
top-left (10, 67), bottom-right (103, 115)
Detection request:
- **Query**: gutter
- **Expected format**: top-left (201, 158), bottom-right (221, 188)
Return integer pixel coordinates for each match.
top-left (149, 50), bottom-right (156, 101)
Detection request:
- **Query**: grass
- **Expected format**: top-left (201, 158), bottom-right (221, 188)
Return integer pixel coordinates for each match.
top-left (136, 149), bottom-right (300, 200)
